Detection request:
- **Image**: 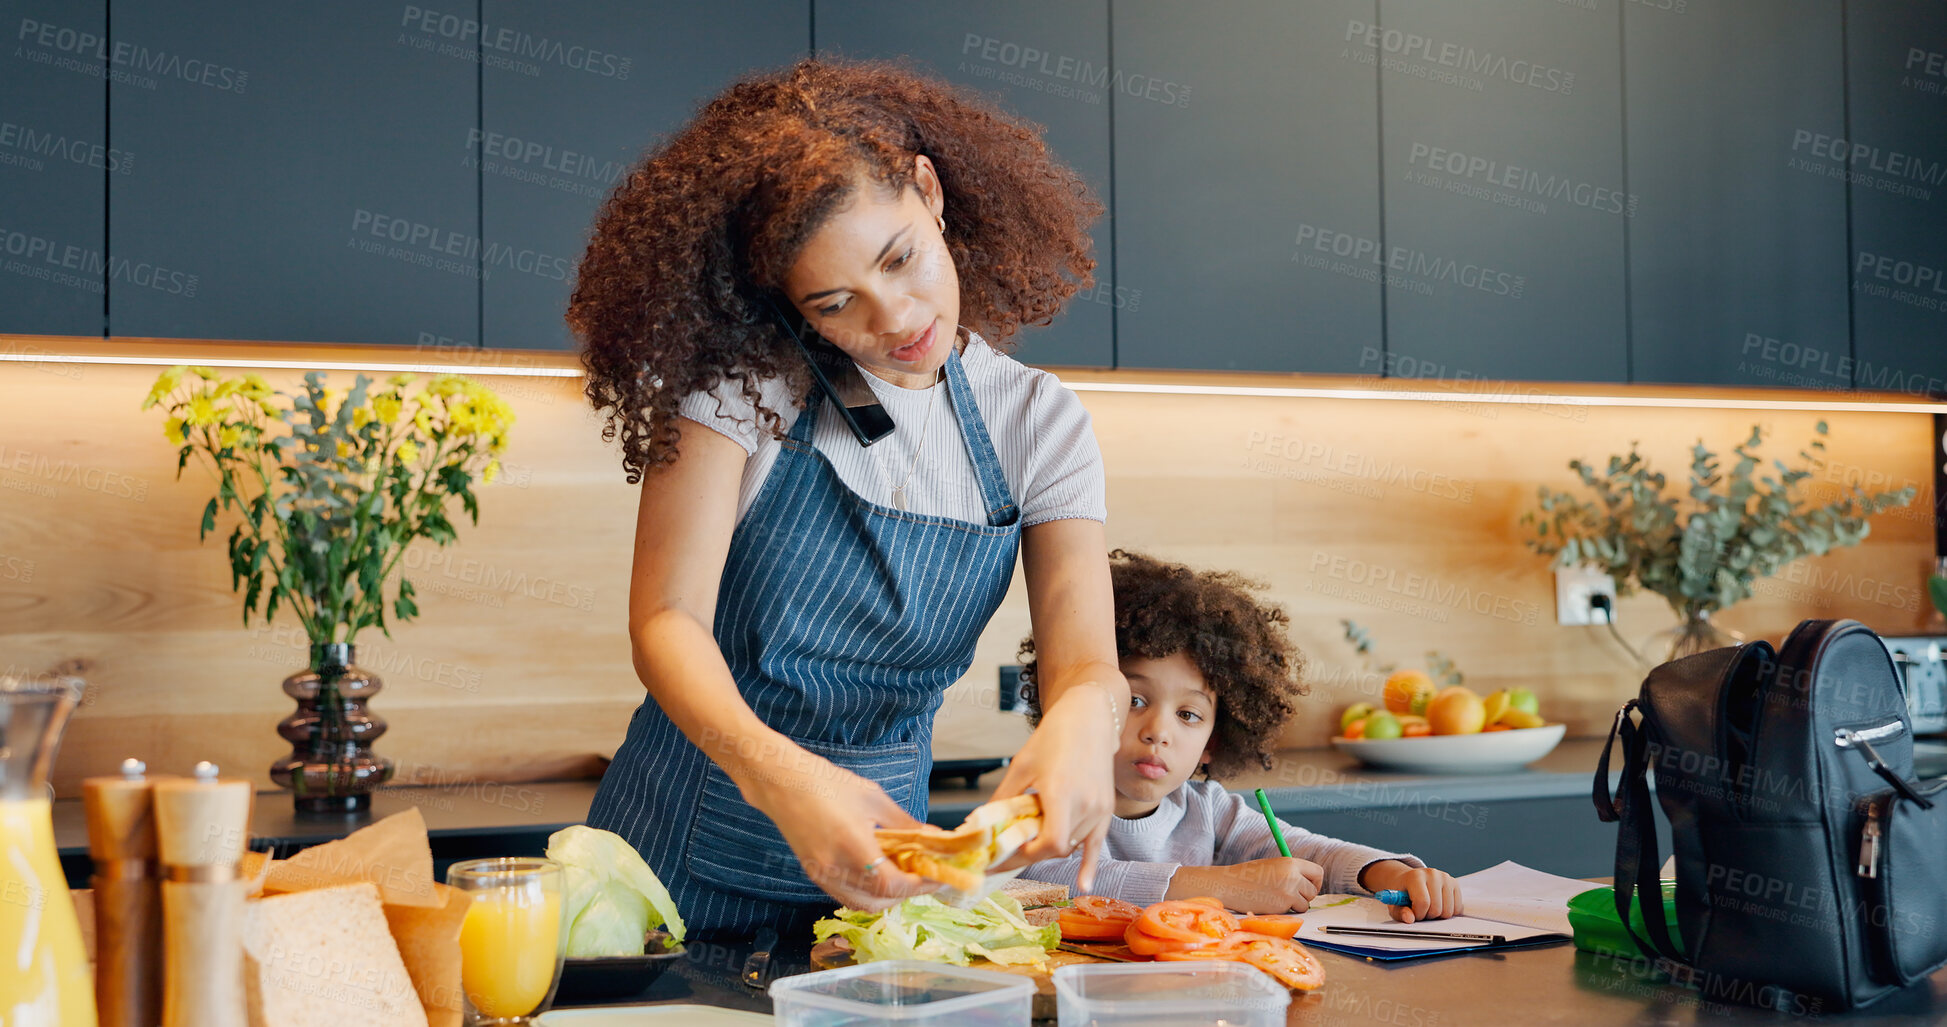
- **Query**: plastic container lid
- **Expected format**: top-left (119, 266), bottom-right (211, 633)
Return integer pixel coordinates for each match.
top-left (1052, 960), bottom-right (1289, 1027)
top-left (767, 959), bottom-right (1034, 1024)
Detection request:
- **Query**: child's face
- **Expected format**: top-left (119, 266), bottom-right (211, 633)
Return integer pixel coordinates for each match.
top-left (1113, 651), bottom-right (1218, 818)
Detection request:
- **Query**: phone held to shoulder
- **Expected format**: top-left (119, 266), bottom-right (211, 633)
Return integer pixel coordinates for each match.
top-left (767, 300), bottom-right (895, 448)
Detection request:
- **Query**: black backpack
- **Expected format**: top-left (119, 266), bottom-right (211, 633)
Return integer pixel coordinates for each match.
top-left (1595, 618), bottom-right (1947, 1011)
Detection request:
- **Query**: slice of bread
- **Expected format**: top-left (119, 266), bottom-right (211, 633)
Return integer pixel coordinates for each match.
top-left (242, 882), bottom-right (429, 1027)
top-left (997, 877), bottom-right (1070, 909)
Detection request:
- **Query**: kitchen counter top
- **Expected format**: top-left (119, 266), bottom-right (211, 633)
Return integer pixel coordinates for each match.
top-left (53, 741), bottom-right (1618, 856)
top-left (930, 737), bottom-right (1620, 821)
top-left (564, 928), bottom-right (1947, 1024)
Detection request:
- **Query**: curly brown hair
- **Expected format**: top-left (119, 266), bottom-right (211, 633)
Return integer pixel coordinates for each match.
top-left (568, 57), bottom-right (1102, 482)
top-left (1018, 550), bottom-right (1309, 779)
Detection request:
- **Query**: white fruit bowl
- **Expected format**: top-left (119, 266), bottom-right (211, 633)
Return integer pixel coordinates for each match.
top-left (1329, 723), bottom-right (1567, 774)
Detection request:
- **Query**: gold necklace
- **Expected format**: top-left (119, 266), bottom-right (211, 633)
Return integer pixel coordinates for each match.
top-left (889, 367), bottom-right (944, 512)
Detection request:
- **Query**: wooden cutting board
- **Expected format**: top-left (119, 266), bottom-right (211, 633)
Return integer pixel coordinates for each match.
top-left (810, 937), bottom-right (1135, 1021)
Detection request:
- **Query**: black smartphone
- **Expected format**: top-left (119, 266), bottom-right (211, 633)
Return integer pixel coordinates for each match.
top-left (767, 300), bottom-right (895, 447)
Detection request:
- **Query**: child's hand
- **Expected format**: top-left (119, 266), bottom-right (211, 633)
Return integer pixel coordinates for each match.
top-left (1361, 861), bottom-right (1462, 923)
top-left (1169, 858), bottom-right (1325, 913)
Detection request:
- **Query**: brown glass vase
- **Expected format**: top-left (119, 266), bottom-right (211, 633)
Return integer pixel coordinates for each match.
top-left (270, 642), bottom-right (395, 815)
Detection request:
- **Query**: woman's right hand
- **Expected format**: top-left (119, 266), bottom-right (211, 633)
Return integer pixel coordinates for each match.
top-left (739, 745), bottom-right (943, 913)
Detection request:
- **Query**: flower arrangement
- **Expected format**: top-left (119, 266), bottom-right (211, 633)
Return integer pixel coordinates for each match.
top-left (1522, 422), bottom-right (1915, 659)
top-left (144, 366), bottom-right (514, 647)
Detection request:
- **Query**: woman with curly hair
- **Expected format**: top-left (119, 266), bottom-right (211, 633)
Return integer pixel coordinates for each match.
top-left (1018, 551), bottom-right (1463, 920)
top-left (570, 58), bottom-right (1129, 938)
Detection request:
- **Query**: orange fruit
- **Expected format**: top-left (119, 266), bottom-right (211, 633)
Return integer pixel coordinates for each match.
top-left (1483, 723), bottom-right (1511, 732)
top-left (1402, 721), bottom-right (1432, 738)
top-left (1426, 687), bottom-right (1487, 735)
top-left (1344, 718), bottom-right (1368, 740)
top-left (1383, 670), bottom-right (1436, 716)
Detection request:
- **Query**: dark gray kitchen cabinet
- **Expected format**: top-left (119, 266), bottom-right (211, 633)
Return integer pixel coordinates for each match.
top-left (1112, 0), bottom-right (1383, 373)
top-left (107, 0), bottom-right (478, 345)
top-left (814, 0), bottom-right (1114, 368)
top-left (1376, 0), bottom-right (1627, 384)
top-left (1, 0), bottom-right (107, 336)
top-left (480, 0), bottom-right (806, 351)
top-left (1845, 1), bottom-right (1947, 396)
top-left (1625, 0), bottom-right (1850, 390)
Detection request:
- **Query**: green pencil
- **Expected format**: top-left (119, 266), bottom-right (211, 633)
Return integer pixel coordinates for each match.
top-left (1254, 788), bottom-right (1292, 857)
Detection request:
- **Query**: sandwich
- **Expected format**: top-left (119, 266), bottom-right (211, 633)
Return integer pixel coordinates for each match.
top-left (873, 793), bottom-right (1043, 892)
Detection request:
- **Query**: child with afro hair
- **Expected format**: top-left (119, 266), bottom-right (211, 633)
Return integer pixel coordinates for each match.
top-left (1018, 550), bottom-right (1463, 921)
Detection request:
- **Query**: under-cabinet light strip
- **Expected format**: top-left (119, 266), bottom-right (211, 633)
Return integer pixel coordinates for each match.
top-left (0, 352), bottom-right (582, 378)
top-left (3, 350), bottom-right (1942, 412)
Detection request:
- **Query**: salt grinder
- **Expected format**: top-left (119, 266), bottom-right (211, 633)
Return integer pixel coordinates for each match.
top-left (81, 758), bottom-right (166, 1027)
top-left (153, 761), bottom-right (252, 1027)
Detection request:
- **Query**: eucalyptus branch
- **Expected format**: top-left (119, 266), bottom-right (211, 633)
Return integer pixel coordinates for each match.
top-left (1522, 422), bottom-right (1916, 619)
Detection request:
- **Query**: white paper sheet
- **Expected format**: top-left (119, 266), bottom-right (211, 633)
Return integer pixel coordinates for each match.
top-left (1292, 861), bottom-right (1604, 952)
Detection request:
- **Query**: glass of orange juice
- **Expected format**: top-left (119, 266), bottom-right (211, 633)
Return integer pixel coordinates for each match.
top-left (447, 857), bottom-right (567, 1025)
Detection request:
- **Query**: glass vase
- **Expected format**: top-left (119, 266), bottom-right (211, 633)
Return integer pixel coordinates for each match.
top-left (1657, 608), bottom-right (1746, 664)
top-left (270, 642), bottom-right (395, 816)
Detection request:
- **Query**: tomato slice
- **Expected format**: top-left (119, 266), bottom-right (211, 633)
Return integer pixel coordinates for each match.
top-left (1237, 915), bottom-right (1304, 939)
top-left (1123, 921), bottom-right (1220, 957)
top-left (1132, 900), bottom-right (1240, 945)
top-left (1196, 933), bottom-right (1327, 991)
top-left (1058, 914), bottom-right (1131, 941)
top-left (1070, 895), bottom-right (1142, 922)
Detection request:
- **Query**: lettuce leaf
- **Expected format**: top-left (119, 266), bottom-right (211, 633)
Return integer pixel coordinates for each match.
top-left (813, 893), bottom-right (1059, 970)
top-left (545, 825), bottom-right (688, 954)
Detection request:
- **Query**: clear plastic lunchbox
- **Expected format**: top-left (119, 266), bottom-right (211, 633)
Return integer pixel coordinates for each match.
top-left (1051, 960), bottom-right (1289, 1027)
top-left (767, 959), bottom-right (1034, 1027)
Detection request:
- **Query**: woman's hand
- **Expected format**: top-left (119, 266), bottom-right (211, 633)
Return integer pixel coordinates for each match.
top-left (1167, 859), bottom-right (1325, 913)
top-left (988, 681), bottom-right (1120, 887)
top-left (737, 742), bottom-right (941, 913)
top-left (1361, 861), bottom-right (1464, 923)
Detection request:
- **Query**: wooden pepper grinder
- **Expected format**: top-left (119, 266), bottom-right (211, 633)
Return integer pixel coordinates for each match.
top-left (153, 761), bottom-right (253, 1027)
top-left (82, 758), bottom-right (168, 1027)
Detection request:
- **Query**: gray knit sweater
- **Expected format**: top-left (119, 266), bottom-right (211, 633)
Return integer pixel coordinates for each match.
top-left (1020, 778), bottom-right (1425, 905)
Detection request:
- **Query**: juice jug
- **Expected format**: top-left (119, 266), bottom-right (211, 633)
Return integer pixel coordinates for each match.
top-left (1, 676), bottom-right (99, 1026)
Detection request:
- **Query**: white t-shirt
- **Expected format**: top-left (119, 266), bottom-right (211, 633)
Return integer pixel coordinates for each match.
top-left (677, 332), bottom-right (1106, 528)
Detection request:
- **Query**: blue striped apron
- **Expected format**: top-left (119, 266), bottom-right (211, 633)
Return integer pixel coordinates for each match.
top-left (586, 347), bottom-right (1022, 939)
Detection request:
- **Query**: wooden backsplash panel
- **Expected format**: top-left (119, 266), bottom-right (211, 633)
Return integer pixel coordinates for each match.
top-left (0, 358), bottom-right (1935, 793)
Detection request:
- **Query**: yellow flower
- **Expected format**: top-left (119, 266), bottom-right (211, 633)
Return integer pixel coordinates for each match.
top-left (186, 393), bottom-right (219, 427)
top-left (482, 460), bottom-right (501, 484)
top-left (319, 387), bottom-right (339, 412)
top-left (256, 398), bottom-right (280, 417)
top-left (396, 441), bottom-right (420, 464)
top-left (212, 379), bottom-right (239, 400)
top-left (449, 399), bottom-right (484, 436)
top-left (163, 417), bottom-right (186, 445)
top-left (414, 409), bottom-right (432, 435)
top-left (372, 393), bottom-right (402, 424)
top-left (353, 406), bottom-right (373, 430)
top-left (427, 373), bottom-right (468, 399)
top-left (142, 366), bottom-right (186, 409)
top-left (188, 366), bottom-right (217, 381)
top-left (488, 433), bottom-right (506, 454)
top-left (336, 440), bottom-right (352, 459)
top-left (218, 425), bottom-right (242, 449)
top-left (387, 373), bottom-right (417, 388)
top-left (239, 373), bottom-right (273, 399)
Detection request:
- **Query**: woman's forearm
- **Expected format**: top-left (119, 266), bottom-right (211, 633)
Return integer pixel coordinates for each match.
top-left (629, 604), bottom-right (794, 796)
top-left (1037, 658), bottom-right (1130, 733)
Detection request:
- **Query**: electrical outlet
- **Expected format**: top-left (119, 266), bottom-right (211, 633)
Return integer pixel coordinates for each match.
top-left (1556, 565), bottom-right (1618, 626)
